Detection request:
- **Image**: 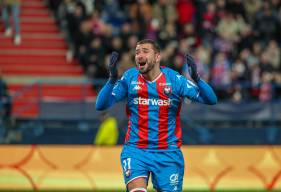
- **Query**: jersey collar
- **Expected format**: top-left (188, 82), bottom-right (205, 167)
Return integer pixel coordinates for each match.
top-left (140, 72), bottom-right (163, 83)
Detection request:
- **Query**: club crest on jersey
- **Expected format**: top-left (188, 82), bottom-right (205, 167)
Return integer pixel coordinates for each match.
top-left (164, 86), bottom-right (172, 95)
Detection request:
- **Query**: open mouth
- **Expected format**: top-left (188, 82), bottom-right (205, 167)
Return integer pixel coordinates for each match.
top-left (138, 61), bottom-right (147, 67)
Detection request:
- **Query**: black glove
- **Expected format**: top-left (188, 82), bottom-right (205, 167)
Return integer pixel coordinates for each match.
top-left (108, 51), bottom-right (119, 84)
top-left (185, 53), bottom-right (200, 83)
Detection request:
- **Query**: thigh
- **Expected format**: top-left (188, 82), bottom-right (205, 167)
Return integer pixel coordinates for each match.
top-left (151, 150), bottom-right (185, 192)
top-left (120, 146), bottom-right (150, 188)
top-left (127, 177), bottom-right (147, 191)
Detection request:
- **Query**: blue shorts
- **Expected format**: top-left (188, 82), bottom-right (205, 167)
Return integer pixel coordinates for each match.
top-left (120, 145), bottom-right (185, 192)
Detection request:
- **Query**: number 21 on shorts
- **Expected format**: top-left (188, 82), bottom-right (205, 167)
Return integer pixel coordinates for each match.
top-left (123, 158), bottom-right (131, 177)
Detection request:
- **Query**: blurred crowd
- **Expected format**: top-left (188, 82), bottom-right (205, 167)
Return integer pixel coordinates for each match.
top-left (47, 0), bottom-right (281, 102)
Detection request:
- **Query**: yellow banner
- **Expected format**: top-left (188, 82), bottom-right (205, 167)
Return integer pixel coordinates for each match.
top-left (0, 145), bottom-right (280, 190)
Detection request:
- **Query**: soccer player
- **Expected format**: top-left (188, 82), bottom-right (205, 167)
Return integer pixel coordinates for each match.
top-left (95, 39), bottom-right (217, 192)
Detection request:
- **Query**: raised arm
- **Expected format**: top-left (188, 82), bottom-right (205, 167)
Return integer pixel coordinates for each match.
top-left (95, 82), bottom-right (117, 110)
top-left (95, 52), bottom-right (120, 111)
top-left (184, 53), bottom-right (217, 105)
top-left (194, 79), bottom-right (217, 105)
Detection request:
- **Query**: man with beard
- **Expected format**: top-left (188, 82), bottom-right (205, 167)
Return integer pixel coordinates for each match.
top-left (96, 39), bottom-right (217, 192)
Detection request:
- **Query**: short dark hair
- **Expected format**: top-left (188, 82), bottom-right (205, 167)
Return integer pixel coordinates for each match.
top-left (136, 39), bottom-right (160, 53)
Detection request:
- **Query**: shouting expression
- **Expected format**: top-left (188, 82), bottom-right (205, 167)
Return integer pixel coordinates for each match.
top-left (135, 43), bottom-right (160, 74)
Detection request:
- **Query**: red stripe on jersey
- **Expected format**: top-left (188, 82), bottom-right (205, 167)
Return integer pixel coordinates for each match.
top-left (156, 74), bottom-right (169, 149)
top-left (175, 102), bottom-right (182, 147)
top-left (137, 75), bottom-right (149, 148)
top-left (125, 105), bottom-right (131, 142)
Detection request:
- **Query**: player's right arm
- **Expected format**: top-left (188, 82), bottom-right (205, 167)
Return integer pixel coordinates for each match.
top-left (95, 52), bottom-right (128, 110)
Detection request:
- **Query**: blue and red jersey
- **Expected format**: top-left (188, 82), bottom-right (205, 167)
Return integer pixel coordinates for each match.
top-left (96, 67), bottom-right (217, 150)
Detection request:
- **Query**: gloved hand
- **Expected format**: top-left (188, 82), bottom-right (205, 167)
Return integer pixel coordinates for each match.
top-left (108, 51), bottom-right (119, 84)
top-left (185, 53), bottom-right (200, 83)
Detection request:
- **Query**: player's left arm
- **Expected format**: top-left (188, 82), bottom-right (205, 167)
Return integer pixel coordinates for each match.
top-left (192, 79), bottom-right (217, 105)
top-left (182, 53), bottom-right (217, 105)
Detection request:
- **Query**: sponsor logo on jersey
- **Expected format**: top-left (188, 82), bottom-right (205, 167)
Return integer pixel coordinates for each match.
top-left (133, 97), bottom-right (172, 106)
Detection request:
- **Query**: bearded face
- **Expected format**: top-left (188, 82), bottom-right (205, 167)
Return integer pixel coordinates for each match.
top-left (135, 43), bottom-right (160, 74)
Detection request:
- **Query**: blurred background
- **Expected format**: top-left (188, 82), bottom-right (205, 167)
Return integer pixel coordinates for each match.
top-left (0, 0), bottom-right (280, 191)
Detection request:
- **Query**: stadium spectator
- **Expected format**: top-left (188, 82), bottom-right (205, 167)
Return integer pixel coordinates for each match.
top-left (152, 0), bottom-right (177, 30)
top-left (118, 51), bottom-right (134, 76)
top-left (56, 0), bottom-right (86, 62)
top-left (225, 0), bottom-right (247, 20)
top-left (211, 52), bottom-right (231, 87)
top-left (263, 40), bottom-right (280, 71)
top-left (216, 12), bottom-right (247, 44)
top-left (0, 71), bottom-right (11, 143)
top-left (75, 18), bottom-right (94, 71)
top-left (259, 72), bottom-right (274, 102)
top-left (95, 39), bottom-right (217, 192)
top-left (158, 21), bottom-right (177, 48)
top-left (253, 1), bottom-right (280, 44)
top-left (46, 0), bottom-right (62, 20)
top-left (243, 0), bottom-right (262, 23)
top-left (1, 0), bottom-right (21, 45)
top-left (49, 0), bottom-right (281, 102)
top-left (186, 46), bottom-right (210, 82)
top-left (176, 0), bottom-right (196, 26)
top-left (231, 58), bottom-right (250, 85)
top-left (215, 0), bottom-right (227, 19)
top-left (179, 23), bottom-right (200, 48)
top-left (201, 1), bottom-right (218, 47)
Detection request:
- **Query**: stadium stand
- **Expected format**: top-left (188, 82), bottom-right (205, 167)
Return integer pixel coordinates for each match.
top-left (47, 0), bottom-right (280, 102)
top-left (0, 0), bottom-right (96, 118)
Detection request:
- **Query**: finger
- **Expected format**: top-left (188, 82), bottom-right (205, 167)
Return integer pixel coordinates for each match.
top-left (110, 51), bottom-right (119, 66)
top-left (185, 54), bottom-right (191, 61)
top-left (186, 54), bottom-right (193, 61)
top-left (111, 51), bottom-right (119, 58)
top-left (186, 57), bottom-right (195, 66)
